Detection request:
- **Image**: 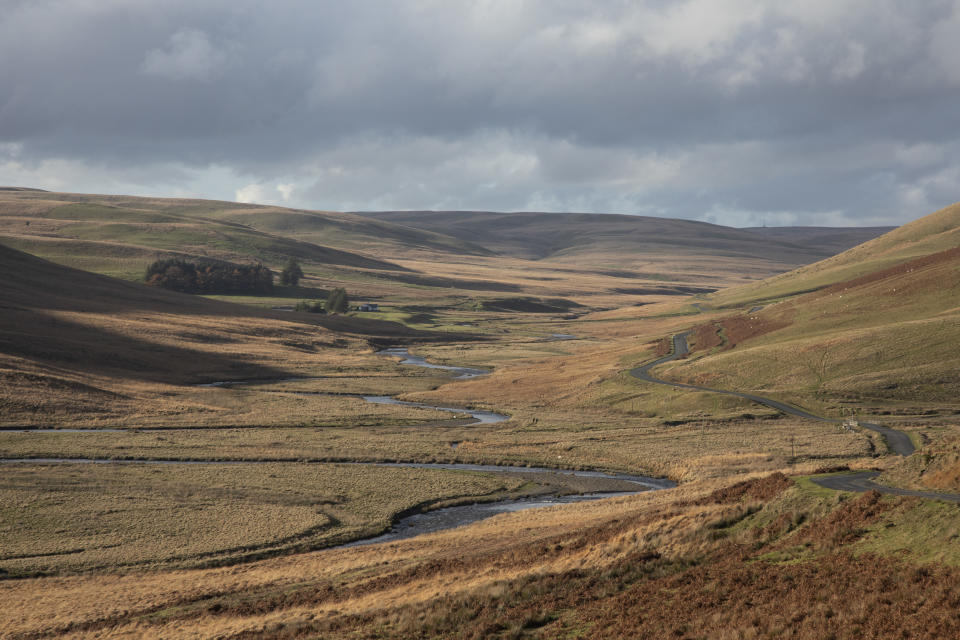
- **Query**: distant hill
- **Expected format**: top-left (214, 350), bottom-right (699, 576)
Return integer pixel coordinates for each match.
top-left (0, 189), bottom-right (897, 308)
top-left (0, 192), bottom-right (411, 277)
top-left (741, 226), bottom-right (896, 257)
top-left (353, 210), bottom-right (892, 264)
top-left (196, 206), bottom-right (493, 258)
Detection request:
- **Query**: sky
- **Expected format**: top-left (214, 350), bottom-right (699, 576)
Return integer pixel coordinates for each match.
top-left (3, 1), bottom-right (960, 227)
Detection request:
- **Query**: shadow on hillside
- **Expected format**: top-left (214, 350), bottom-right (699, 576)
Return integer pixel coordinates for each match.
top-left (0, 309), bottom-right (291, 385)
top-left (271, 284), bottom-right (329, 299)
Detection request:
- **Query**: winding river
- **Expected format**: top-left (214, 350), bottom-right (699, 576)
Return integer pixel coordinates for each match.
top-left (2, 346), bottom-right (674, 548)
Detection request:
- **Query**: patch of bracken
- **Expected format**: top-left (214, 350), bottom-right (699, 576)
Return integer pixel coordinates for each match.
top-left (686, 472), bottom-right (794, 506)
top-left (689, 322), bottom-right (723, 353)
top-left (717, 310), bottom-right (793, 350)
top-left (792, 489), bottom-right (892, 548)
top-left (653, 336), bottom-right (671, 357)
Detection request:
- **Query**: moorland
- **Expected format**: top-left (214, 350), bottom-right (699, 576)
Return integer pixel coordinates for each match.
top-left (1, 187), bottom-right (959, 639)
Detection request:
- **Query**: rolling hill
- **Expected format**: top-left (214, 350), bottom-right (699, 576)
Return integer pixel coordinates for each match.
top-left (742, 225), bottom-right (896, 256)
top-left (353, 210), bottom-right (892, 264)
top-left (657, 202), bottom-right (960, 414)
top-left (0, 193), bottom-right (409, 278)
top-left (0, 242), bottom-right (428, 425)
top-left (711, 202), bottom-right (960, 307)
top-left (2, 189), bottom-right (898, 313)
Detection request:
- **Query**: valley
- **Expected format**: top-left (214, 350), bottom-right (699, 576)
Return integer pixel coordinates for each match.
top-left (1, 189), bottom-right (959, 639)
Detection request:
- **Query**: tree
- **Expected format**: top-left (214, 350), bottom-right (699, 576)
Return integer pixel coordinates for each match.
top-left (145, 258), bottom-right (273, 294)
top-left (280, 258), bottom-right (304, 286)
top-left (294, 300), bottom-right (324, 313)
top-left (325, 287), bottom-right (349, 314)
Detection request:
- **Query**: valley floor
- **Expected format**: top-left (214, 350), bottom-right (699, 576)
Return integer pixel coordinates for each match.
top-left (2, 193), bottom-right (960, 638)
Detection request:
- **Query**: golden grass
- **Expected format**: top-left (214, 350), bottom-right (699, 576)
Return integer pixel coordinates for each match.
top-left (0, 462), bottom-right (526, 576)
top-left (0, 476), bottom-right (734, 638)
top-left (0, 414), bottom-right (871, 484)
top-left (709, 200), bottom-right (960, 308)
top-left (4, 463), bottom-right (951, 640)
top-left (658, 250), bottom-right (960, 413)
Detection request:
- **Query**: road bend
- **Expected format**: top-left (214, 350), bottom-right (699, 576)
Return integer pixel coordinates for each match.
top-left (629, 332), bottom-right (915, 456)
top-left (628, 332), bottom-right (960, 500)
top-left (810, 470), bottom-right (960, 501)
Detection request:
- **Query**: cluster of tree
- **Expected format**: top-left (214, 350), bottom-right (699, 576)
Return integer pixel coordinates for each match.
top-left (145, 258), bottom-right (274, 294)
top-left (326, 287), bottom-right (349, 314)
top-left (280, 258), bottom-right (304, 286)
top-left (294, 299), bottom-right (325, 313)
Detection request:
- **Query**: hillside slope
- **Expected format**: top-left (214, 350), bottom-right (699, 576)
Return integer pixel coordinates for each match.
top-left (711, 202), bottom-right (960, 307)
top-left (742, 225), bottom-right (896, 256)
top-left (0, 243), bottom-right (427, 425)
top-left (196, 206), bottom-right (494, 258)
top-left (0, 192), bottom-right (410, 277)
top-left (657, 204), bottom-right (960, 416)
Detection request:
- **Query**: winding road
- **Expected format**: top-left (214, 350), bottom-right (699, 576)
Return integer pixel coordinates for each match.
top-left (630, 332), bottom-right (834, 424)
top-left (630, 332), bottom-right (915, 455)
top-left (811, 471), bottom-right (960, 502)
top-left (628, 332), bottom-right (960, 501)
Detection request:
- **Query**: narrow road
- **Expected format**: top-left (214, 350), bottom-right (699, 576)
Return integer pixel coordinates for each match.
top-left (811, 471), bottom-right (960, 502)
top-left (628, 333), bottom-right (960, 502)
top-left (629, 333), bottom-right (915, 455)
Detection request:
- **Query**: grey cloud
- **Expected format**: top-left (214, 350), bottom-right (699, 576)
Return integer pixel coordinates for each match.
top-left (140, 28), bottom-right (228, 81)
top-left (3, 0), bottom-right (960, 225)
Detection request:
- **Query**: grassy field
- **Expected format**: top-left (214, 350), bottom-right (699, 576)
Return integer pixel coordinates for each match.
top-left (0, 414), bottom-right (871, 481)
top-left (6, 470), bottom-right (960, 639)
top-left (0, 462), bottom-right (527, 576)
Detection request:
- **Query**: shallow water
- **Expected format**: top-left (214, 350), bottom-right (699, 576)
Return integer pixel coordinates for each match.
top-left (340, 492), bottom-right (636, 548)
top-left (378, 347), bottom-right (490, 379)
top-left (361, 395), bottom-right (508, 424)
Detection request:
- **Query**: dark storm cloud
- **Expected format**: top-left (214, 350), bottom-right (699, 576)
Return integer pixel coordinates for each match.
top-left (3, 0), bottom-right (960, 225)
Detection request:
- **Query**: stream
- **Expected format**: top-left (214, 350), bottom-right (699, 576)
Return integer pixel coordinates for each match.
top-left (377, 347), bottom-right (490, 379)
top-left (361, 396), bottom-right (507, 424)
top-left (2, 345), bottom-right (674, 548)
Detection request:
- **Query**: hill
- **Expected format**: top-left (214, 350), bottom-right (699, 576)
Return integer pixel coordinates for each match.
top-left (353, 210), bottom-right (891, 264)
top-left (655, 202), bottom-right (960, 416)
top-left (0, 191), bottom-right (413, 278)
top-left (0, 242), bottom-right (428, 426)
top-left (742, 225), bottom-right (896, 256)
top-left (2, 189), bottom-right (896, 315)
top-left (711, 203), bottom-right (960, 307)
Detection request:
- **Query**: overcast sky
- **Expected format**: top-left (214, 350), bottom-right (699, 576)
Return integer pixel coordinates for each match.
top-left (3, 1), bottom-right (960, 227)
